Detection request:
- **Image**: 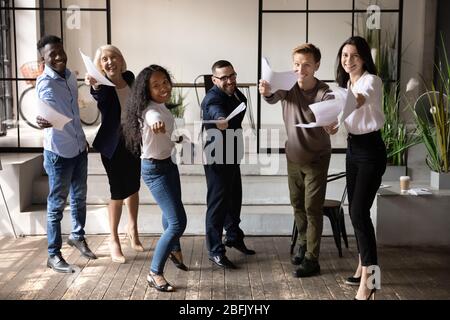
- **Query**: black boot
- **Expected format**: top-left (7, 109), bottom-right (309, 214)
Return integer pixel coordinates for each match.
top-left (292, 258), bottom-right (320, 278)
top-left (291, 244), bottom-right (306, 265)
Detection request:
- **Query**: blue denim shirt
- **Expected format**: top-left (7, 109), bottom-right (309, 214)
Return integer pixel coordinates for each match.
top-left (36, 65), bottom-right (86, 158)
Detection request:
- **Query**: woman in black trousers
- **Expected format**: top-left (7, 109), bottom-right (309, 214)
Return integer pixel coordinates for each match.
top-left (335, 36), bottom-right (387, 300)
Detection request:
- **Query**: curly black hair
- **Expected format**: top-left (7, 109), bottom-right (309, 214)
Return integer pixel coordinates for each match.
top-left (37, 35), bottom-right (62, 54)
top-left (122, 64), bottom-right (173, 156)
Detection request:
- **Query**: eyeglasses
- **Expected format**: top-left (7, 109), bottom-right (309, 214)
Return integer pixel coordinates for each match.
top-left (213, 72), bottom-right (237, 82)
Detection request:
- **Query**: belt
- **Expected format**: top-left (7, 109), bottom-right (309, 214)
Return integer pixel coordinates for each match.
top-left (145, 157), bottom-right (172, 163)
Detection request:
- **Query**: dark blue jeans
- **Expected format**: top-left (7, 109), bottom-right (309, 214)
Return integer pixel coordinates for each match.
top-left (43, 150), bottom-right (88, 256)
top-left (141, 159), bottom-right (187, 275)
top-left (204, 164), bottom-right (244, 257)
top-left (346, 131), bottom-right (386, 266)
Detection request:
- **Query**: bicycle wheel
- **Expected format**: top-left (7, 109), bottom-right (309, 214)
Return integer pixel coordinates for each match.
top-left (78, 83), bottom-right (100, 125)
top-left (18, 86), bottom-right (42, 130)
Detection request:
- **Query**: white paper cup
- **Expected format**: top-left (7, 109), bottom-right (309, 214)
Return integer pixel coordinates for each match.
top-left (400, 176), bottom-right (410, 193)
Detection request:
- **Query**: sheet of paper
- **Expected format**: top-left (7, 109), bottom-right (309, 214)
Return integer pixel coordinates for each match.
top-left (261, 57), bottom-right (297, 92)
top-left (203, 102), bottom-right (246, 124)
top-left (295, 88), bottom-right (358, 128)
top-left (407, 188), bottom-right (432, 196)
top-left (79, 49), bottom-right (115, 87)
top-left (296, 99), bottom-right (343, 128)
top-left (36, 94), bottom-right (72, 130)
top-left (338, 88), bottom-right (358, 126)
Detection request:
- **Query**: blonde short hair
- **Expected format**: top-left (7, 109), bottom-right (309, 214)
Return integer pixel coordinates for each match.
top-left (292, 43), bottom-right (321, 63)
top-left (93, 45), bottom-right (127, 74)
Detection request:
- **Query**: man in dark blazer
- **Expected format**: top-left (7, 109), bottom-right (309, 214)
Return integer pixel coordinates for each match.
top-left (201, 60), bottom-right (255, 269)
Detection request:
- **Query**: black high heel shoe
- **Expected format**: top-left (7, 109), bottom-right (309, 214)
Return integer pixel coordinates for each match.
top-left (354, 288), bottom-right (376, 300)
top-left (147, 273), bottom-right (175, 292)
top-left (345, 275), bottom-right (361, 286)
top-left (169, 251), bottom-right (189, 271)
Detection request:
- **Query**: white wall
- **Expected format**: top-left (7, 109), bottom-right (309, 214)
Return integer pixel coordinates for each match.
top-left (110, 0), bottom-right (258, 125)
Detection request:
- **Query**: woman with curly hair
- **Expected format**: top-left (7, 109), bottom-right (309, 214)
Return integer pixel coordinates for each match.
top-left (122, 65), bottom-right (187, 292)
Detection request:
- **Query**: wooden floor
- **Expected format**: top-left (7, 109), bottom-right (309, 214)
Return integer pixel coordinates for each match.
top-left (0, 235), bottom-right (449, 300)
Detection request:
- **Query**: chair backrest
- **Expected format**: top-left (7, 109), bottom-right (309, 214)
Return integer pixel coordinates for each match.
top-left (193, 74), bottom-right (214, 110)
top-left (326, 171), bottom-right (347, 209)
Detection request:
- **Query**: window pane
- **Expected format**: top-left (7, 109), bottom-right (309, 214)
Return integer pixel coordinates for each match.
top-left (42, 10), bottom-right (63, 38)
top-left (63, 0), bottom-right (107, 9)
top-left (354, 12), bottom-right (399, 81)
top-left (14, 0), bottom-right (38, 7)
top-left (18, 80), bottom-right (45, 147)
top-left (309, 13), bottom-right (353, 81)
top-left (355, 0), bottom-right (400, 10)
top-left (261, 13), bottom-right (307, 149)
top-left (309, 0), bottom-right (353, 10)
top-left (263, 0), bottom-right (306, 11)
top-left (0, 80), bottom-right (18, 147)
top-left (62, 11), bottom-right (107, 78)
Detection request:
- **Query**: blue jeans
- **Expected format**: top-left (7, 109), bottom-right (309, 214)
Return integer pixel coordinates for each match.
top-left (141, 159), bottom-right (187, 275)
top-left (43, 150), bottom-right (88, 256)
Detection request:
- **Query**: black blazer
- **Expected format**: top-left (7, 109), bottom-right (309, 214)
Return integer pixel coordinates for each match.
top-left (201, 85), bottom-right (247, 164)
top-left (90, 71), bottom-right (134, 159)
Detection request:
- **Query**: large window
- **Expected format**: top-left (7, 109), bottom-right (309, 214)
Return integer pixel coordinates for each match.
top-left (0, 0), bottom-right (110, 149)
top-left (257, 0), bottom-right (403, 152)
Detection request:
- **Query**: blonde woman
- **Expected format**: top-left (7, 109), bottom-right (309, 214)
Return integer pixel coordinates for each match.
top-left (85, 45), bottom-right (143, 263)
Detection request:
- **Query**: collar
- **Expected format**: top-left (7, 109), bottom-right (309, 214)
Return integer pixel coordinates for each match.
top-left (212, 85), bottom-right (236, 98)
top-left (43, 64), bottom-right (71, 80)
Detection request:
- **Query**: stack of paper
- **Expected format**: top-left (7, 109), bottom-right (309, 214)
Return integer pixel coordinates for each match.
top-left (407, 188), bottom-right (432, 196)
top-left (296, 88), bottom-right (357, 128)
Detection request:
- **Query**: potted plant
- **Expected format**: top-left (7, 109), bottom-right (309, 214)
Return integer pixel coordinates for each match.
top-left (381, 82), bottom-right (420, 180)
top-left (356, 16), bottom-right (418, 180)
top-left (166, 87), bottom-right (187, 127)
top-left (411, 35), bottom-right (450, 189)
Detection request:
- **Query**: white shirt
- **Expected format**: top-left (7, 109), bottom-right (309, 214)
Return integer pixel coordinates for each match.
top-left (115, 85), bottom-right (131, 124)
top-left (141, 101), bottom-right (175, 160)
top-left (344, 71), bottom-right (385, 135)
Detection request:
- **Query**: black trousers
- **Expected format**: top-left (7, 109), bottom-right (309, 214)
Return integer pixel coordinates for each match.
top-left (204, 164), bottom-right (244, 256)
top-left (346, 130), bottom-right (386, 266)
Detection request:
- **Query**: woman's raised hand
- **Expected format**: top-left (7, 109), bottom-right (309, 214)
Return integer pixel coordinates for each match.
top-left (151, 121), bottom-right (166, 134)
top-left (84, 73), bottom-right (99, 89)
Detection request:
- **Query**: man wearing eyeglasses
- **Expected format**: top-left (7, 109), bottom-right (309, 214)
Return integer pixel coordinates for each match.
top-left (201, 60), bottom-right (255, 270)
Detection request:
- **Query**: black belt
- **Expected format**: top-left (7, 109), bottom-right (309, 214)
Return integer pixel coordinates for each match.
top-left (348, 130), bottom-right (381, 139)
top-left (145, 157), bottom-right (172, 163)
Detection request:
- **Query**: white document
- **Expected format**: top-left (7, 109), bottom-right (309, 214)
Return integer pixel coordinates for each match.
top-left (296, 99), bottom-right (343, 128)
top-left (407, 188), bottom-right (432, 196)
top-left (296, 88), bottom-right (357, 128)
top-left (36, 95), bottom-right (72, 130)
top-left (261, 57), bottom-right (297, 92)
top-left (337, 88), bottom-right (358, 127)
top-left (79, 49), bottom-right (115, 87)
top-left (203, 102), bottom-right (246, 124)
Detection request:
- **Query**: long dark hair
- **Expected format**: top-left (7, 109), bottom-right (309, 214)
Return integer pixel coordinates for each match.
top-left (122, 64), bottom-right (173, 156)
top-left (335, 36), bottom-right (377, 88)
